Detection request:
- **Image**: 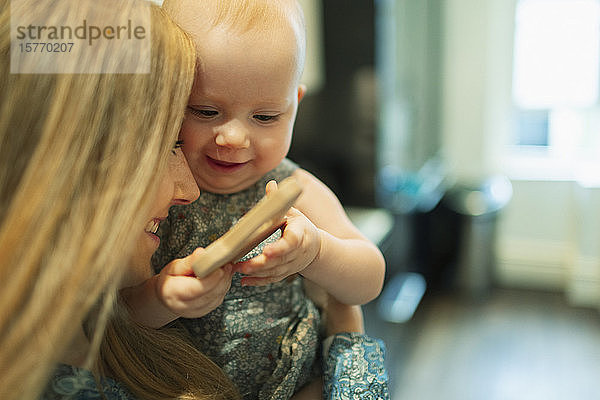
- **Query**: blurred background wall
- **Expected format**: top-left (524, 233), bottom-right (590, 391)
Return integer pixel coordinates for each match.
top-left (292, 0), bottom-right (600, 309)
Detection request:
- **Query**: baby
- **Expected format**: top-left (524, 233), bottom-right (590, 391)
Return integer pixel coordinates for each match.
top-left (125, 0), bottom-right (386, 398)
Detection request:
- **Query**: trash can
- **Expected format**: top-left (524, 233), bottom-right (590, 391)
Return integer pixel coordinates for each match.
top-left (442, 175), bottom-right (512, 299)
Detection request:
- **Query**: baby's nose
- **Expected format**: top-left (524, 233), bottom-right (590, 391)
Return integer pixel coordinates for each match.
top-left (215, 120), bottom-right (250, 149)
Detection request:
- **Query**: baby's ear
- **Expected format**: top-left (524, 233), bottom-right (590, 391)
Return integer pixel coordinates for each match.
top-left (297, 84), bottom-right (307, 102)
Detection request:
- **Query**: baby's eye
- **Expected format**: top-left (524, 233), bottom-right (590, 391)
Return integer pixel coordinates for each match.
top-left (253, 114), bottom-right (278, 123)
top-left (187, 106), bottom-right (218, 119)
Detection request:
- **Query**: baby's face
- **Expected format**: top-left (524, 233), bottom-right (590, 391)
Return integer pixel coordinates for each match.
top-left (180, 25), bottom-right (305, 194)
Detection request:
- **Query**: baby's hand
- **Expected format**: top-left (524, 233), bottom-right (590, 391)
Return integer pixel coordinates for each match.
top-left (122, 247), bottom-right (233, 328)
top-left (233, 180), bottom-right (322, 286)
top-left (155, 247), bottom-right (234, 318)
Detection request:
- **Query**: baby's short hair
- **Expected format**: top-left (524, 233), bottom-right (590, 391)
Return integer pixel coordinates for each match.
top-left (164, 0), bottom-right (306, 79)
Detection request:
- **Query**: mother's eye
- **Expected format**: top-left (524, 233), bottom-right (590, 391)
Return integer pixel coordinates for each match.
top-left (171, 140), bottom-right (184, 155)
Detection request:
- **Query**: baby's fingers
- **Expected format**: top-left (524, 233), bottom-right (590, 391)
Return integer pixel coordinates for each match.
top-left (233, 254), bottom-right (270, 274)
top-left (263, 220), bottom-right (303, 258)
top-left (159, 265), bottom-right (229, 300)
top-left (265, 179), bottom-right (278, 195)
top-left (163, 247), bottom-right (207, 277)
top-left (262, 236), bottom-right (294, 258)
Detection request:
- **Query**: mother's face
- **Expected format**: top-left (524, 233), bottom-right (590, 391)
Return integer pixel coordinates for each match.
top-left (124, 145), bottom-right (199, 288)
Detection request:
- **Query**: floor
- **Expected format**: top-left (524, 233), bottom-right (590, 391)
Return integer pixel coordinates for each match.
top-left (363, 287), bottom-right (600, 400)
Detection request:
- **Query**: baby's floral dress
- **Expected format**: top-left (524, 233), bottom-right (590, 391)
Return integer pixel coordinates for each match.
top-left (152, 159), bottom-right (322, 399)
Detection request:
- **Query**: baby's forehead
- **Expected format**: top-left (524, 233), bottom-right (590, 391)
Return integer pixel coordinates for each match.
top-left (188, 34), bottom-right (302, 101)
top-left (163, 0), bottom-right (305, 67)
top-left (164, 0), bottom-right (304, 36)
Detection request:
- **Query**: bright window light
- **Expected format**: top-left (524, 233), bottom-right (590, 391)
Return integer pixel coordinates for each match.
top-left (508, 0), bottom-right (600, 180)
top-left (513, 0), bottom-right (600, 109)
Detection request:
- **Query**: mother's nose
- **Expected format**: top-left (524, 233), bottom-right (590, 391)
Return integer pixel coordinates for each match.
top-left (172, 156), bottom-right (200, 205)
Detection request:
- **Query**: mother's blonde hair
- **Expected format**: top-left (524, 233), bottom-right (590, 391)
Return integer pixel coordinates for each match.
top-left (0, 1), bottom-right (237, 399)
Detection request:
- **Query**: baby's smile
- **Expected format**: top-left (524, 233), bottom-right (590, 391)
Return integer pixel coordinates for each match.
top-left (206, 155), bottom-right (248, 172)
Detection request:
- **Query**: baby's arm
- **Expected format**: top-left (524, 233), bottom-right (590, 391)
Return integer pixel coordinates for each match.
top-left (121, 248), bottom-right (234, 328)
top-left (289, 295), bottom-right (366, 400)
top-left (235, 169), bottom-right (385, 305)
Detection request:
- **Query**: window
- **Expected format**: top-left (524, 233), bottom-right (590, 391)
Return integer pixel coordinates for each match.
top-left (510, 0), bottom-right (600, 179)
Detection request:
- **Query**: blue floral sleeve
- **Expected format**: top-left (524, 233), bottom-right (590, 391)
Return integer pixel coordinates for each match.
top-left (323, 333), bottom-right (390, 400)
top-left (41, 364), bottom-right (134, 400)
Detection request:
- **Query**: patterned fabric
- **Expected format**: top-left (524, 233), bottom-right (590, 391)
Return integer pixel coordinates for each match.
top-left (41, 364), bottom-right (132, 400)
top-left (323, 333), bottom-right (390, 400)
top-left (151, 159), bottom-right (322, 400)
top-left (41, 333), bottom-right (389, 400)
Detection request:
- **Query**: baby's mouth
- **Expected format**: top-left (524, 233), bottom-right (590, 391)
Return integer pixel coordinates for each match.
top-left (207, 156), bottom-right (248, 169)
top-left (211, 159), bottom-right (240, 167)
